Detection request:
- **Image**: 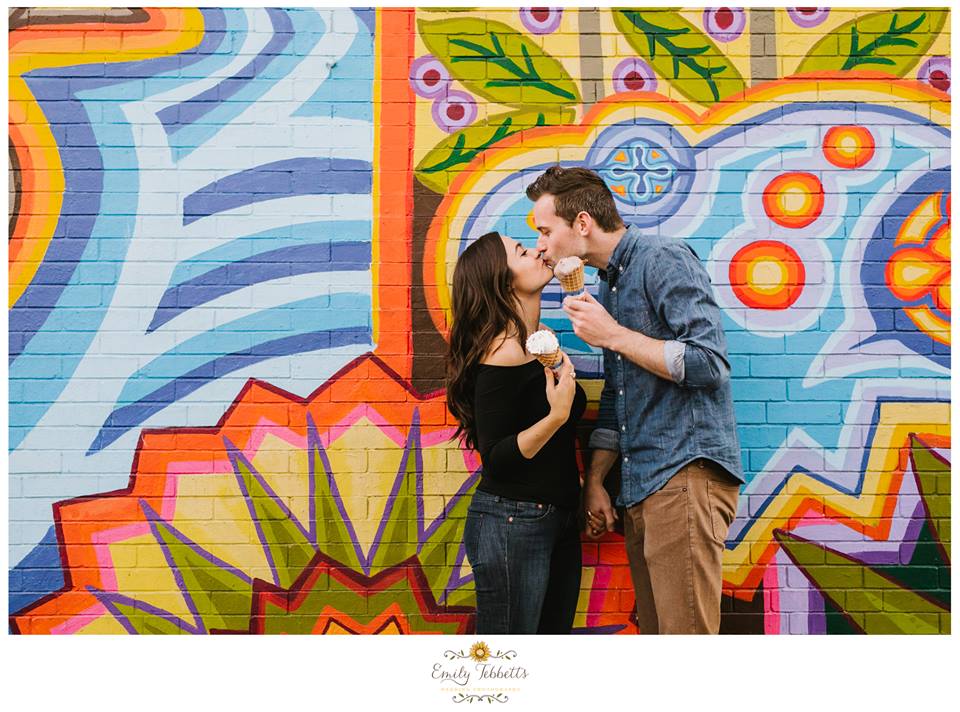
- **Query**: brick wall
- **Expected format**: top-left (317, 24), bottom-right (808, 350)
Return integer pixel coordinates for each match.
top-left (9, 7), bottom-right (951, 634)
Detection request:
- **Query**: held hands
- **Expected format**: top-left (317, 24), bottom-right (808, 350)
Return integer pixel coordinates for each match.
top-left (583, 481), bottom-right (618, 539)
top-left (561, 291), bottom-right (621, 349)
top-left (543, 350), bottom-right (576, 422)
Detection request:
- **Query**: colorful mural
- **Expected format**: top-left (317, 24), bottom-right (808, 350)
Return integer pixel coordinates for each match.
top-left (9, 7), bottom-right (951, 634)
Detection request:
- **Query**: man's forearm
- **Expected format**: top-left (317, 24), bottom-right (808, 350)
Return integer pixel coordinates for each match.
top-left (606, 325), bottom-right (673, 382)
top-left (586, 447), bottom-right (620, 486)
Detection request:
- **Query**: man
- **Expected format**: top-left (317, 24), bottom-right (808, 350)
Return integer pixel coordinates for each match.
top-left (527, 165), bottom-right (744, 634)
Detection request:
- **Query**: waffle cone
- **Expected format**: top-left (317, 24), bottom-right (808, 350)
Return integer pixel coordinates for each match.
top-left (558, 268), bottom-right (585, 293)
top-left (534, 349), bottom-right (563, 370)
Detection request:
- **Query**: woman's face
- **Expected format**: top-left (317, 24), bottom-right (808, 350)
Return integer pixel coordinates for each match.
top-left (501, 235), bottom-right (553, 295)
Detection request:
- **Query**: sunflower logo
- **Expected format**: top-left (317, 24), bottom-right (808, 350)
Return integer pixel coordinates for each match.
top-left (469, 641), bottom-right (491, 663)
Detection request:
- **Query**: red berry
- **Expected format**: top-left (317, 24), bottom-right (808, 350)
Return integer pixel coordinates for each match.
top-left (624, 71), bottom-right (645, 91)
top-left (531, 8), bottom-right (550, 23)
top-left (715, 8), bottom-right (733, 29)
top-left (929, 69), bottom-right (950, 92)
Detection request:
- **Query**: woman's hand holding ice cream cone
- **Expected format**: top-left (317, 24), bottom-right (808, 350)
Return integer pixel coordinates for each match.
top-left (543, 350), bottom-right (576, 421)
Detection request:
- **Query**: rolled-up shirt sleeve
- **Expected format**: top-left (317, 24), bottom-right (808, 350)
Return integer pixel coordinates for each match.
top-left (646, 243), bottom-right (731, 390)
top-left (663, 340), bottom-right (686, 384)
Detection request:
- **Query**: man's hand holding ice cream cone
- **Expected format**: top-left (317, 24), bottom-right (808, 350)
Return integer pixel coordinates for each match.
top-left (562, 290), bottom-right (623, 349)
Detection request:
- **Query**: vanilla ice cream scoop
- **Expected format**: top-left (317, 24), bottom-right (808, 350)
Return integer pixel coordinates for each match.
top-left (526, 329), bottom-right (563, 370)
top-left (554, 256), bottom-right (585, 295)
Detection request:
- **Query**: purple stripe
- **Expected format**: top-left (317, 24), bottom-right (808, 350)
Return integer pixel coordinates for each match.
top-left (147, 241), bottom-right (371, 332)
top-left (86, 586), bottom-right (200, 634)
top-left (366, 413), bottom-right (420, 569)
top-left (140, 500), bottom-right (207, 632)
top-left (307, 412), bottom-right (319, 544)
top-left (182, 158), bottom-right (372, 226)
top-left (158, 8), bottom-right (293, 132)
top-left (440, 541), bottom-right (475, 604)
top-left (225, 438), bottom-right (281, 587)
top-left (140, 498), bottom-right (253, 584)
top-left (807, 587), bottom-right (827, 634)
top-left (10, 10), bottom-right (226, 362)
top-left (571, 624), bottom-right (628, 635)
top-left (425, 468), bottom-right (480, 544)
top-left (414, 409), bottom-right (426, 543)
top-left (88, 326), bottom-right (371, 454)
top-left (211, 449), bottom-right (311, 544)
top-left (307, 418), bottom-right (369, 572)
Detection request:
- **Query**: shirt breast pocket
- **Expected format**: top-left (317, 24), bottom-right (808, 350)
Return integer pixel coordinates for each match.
top-left (618, 285), bottom-right (655, 335)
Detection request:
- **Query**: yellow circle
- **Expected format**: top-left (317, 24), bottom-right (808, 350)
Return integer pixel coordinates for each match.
top-left (780, 186), bottom-right (810, 214)
top-left (747, 258), bottom-right (788, 295)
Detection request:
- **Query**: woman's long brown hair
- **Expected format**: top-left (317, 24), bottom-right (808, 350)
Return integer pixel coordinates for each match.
top-left (446, 231), bottom-right (529, 451)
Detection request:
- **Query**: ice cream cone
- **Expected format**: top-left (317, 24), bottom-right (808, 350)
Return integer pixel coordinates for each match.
top-left (554, 257), bottom-right (585, 295)
top-left (534, 349), bottom-right (563, 370)
top-left (526, 329), bottom-right (564, 371)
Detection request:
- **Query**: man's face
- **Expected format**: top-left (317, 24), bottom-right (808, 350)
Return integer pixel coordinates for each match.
top-left (532, 194), bottom-right (580, 268)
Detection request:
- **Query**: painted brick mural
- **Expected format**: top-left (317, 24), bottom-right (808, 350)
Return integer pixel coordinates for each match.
top-left (8, 7), bottom-right (951, 634)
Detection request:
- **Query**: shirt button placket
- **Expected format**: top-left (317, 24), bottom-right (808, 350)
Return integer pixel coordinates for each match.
top-left (613, 293), bottom-right (628, 482)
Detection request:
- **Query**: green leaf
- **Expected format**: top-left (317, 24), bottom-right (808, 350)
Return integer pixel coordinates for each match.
top-left (149, 516), bottom-right (253, 633)
top-left (775, 529), bottom-right (949, 634)
top-left (419, 483), bottom-right (475, 602)
top-left (90, 589), bottom-right (192, 635)
top-left (312, 434), bottom-right (365, 571)
top-left (910, 435), bottom-right (951, 562)
top-left (415, 107), bottom-right (574, 193)
top-left (795, 9), bottom-right (947, 75)
top-left (368, 425), bottom-right (422, 574)
top-left (612, 8), bottom-right (745, 105)
top-left (417, 17), bottom-right (580, 106)
top-left (236, 457), bottom-right (316, 589)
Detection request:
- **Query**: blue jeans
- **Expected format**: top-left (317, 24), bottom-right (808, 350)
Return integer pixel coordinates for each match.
top-left (463, 489), bottom-right (582, 634)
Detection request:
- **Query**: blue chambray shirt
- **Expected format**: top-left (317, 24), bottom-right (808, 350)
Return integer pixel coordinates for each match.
top-left (587, 224), bottom-right (744, 508)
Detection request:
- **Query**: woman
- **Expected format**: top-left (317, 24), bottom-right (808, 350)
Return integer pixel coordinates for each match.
top-left (446, 230), bottom-right (586, 634)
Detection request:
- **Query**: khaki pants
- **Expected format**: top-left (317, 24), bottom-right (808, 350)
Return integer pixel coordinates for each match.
top-left (623, 458), bottom-right (740, 634)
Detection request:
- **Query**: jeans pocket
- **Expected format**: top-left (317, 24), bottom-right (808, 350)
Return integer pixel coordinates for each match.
top-left (463, 511), bottom-right (485, 568)
top-left (511, 500), bottom-right (553, 522)
top-left (706, 480), bottom-right (739, 545)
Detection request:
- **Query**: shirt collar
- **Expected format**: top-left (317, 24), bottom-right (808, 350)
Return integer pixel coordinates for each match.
top-left (597, 224), bottom-right (640, 284)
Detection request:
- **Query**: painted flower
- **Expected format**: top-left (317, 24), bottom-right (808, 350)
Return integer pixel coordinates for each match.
top-left (470, 641), bottom-right (491, 662)
top-left (410, 54), bottom-right (450, 99)
top-left (703, 7), bottom-right (746, 43)
top-left (918, 56), bottom-right (950, 94)
top-left (9, 355), bottom-right (482, 635)
top-left (519, 7), bottom-right (563, 35)
top-left (612, 57), bottom-right (658, 94)
top-left (432, 90), bottom-right (478, 133)
top-left (787, 8), bottom-right (830, 28)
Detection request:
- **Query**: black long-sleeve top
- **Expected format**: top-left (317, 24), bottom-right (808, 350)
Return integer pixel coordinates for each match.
top-left (473, 360), bottom-right (587, 510)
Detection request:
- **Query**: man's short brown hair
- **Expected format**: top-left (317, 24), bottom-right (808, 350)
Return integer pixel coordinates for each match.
top-left (525, 165), bottom-right (625, 233)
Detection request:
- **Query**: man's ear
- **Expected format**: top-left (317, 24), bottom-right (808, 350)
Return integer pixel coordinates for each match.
top-left (576, 211), bottom-right (592, 236)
